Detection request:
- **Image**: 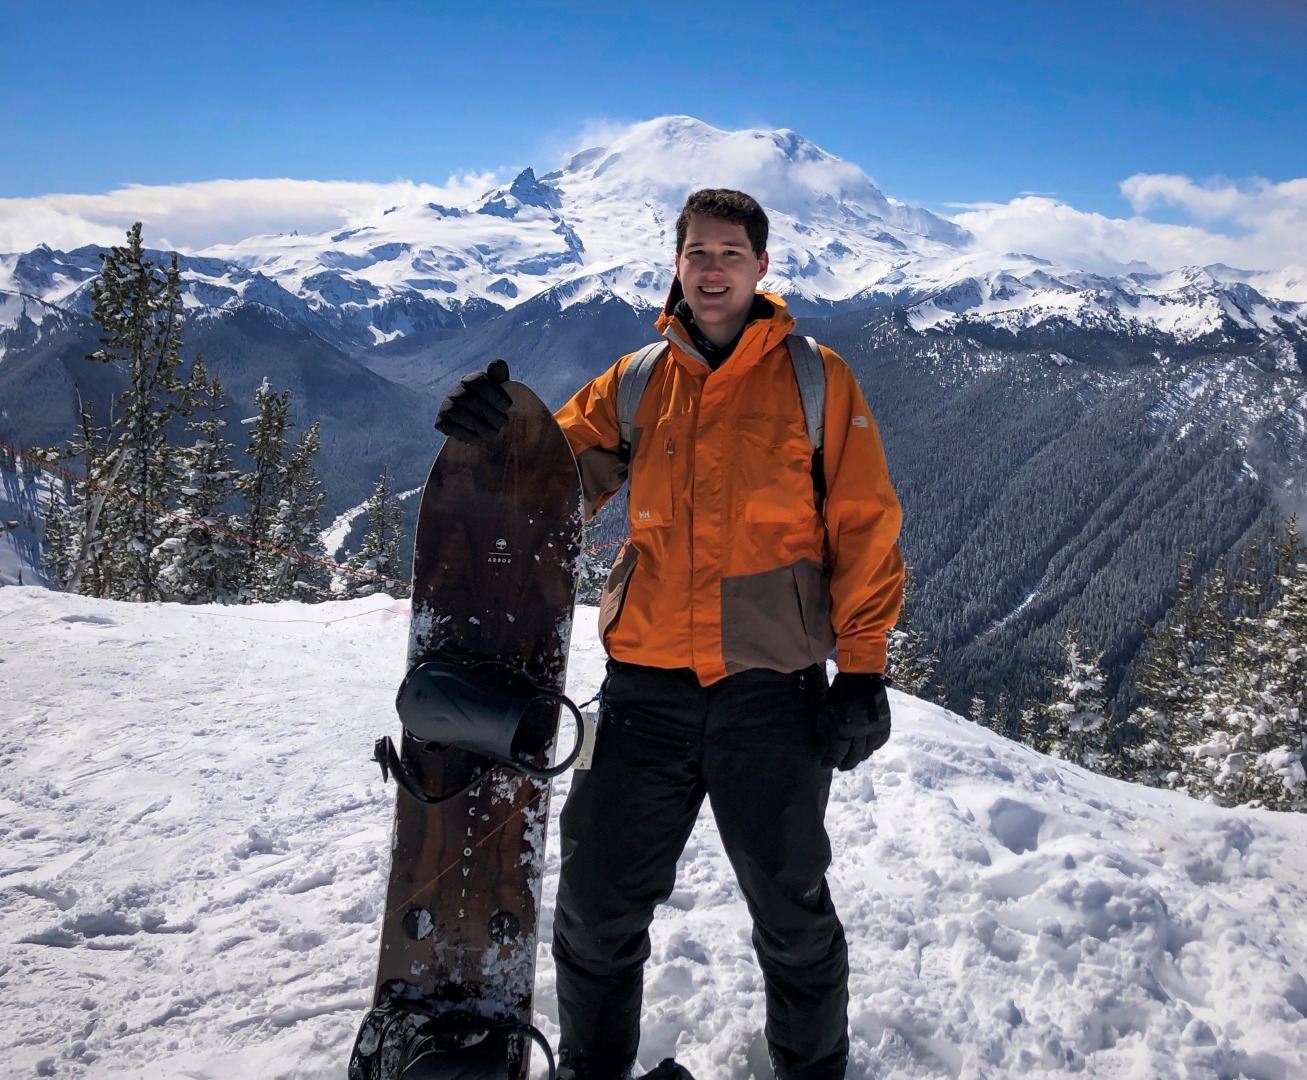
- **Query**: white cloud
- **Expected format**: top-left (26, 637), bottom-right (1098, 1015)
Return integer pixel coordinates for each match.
top-left (2, 115), bottom-right (1304, 279)
top-left (0, 174), bottom-right (500, 254)
top-left (952, 174), bottom-right (1307, 273)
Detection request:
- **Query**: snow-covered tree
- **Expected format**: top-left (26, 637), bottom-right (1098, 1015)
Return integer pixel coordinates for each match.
top-left (1181, 526), bottom-right (1307, 810)
top-left (342, 464), bottom-right (405, 598)
top-left (575, 540), bottom-right (617, 605)
top-left (40, 395), bottom-right (123, 596)
top-left (38, 475), bottom-right (76, 589)
top-left (86, 222), bottom-right (188, 601)
top-left (230, 379), bottom-right (331, 602)
top-left (1017, 706), bottom-right (1041, 748)
top-left (1042, 625), bottom-right (1111, 771)
top-left (254, 422), bottom-right (328, 601)
top-left (1124, 552), bottom-right (1201, 785)
top-left (886, 566), bottom-right (939, 699)
top-left (992, 692), bottom-right (1018, 741)
top-left (237, 378), bottom-right (292, 587)
top-left (154, 358), bottom-right (245, 603)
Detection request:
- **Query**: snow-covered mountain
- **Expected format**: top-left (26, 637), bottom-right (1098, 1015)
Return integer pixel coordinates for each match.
top-left (2, 116), bottom-right (1304, 355)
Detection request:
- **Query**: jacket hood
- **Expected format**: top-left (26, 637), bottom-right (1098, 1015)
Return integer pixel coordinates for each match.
top-left (661, 275), bottom-right (685, 317)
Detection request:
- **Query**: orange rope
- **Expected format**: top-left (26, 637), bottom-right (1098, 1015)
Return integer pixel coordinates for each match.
top-left (1, 439), bottom-right (411, 587)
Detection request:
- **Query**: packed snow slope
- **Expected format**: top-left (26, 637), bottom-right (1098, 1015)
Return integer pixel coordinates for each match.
top-left (2, 587), bottom-right (1306, 1080)
top-left (3, 118), bottom-right (1304, 353)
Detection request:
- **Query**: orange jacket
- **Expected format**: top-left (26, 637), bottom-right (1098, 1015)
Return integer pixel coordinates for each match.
top-left (555, 292), bottom-right (903, 685)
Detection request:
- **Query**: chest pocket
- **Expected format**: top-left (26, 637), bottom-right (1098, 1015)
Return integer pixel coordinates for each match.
top-left (629, 412), bottom-right (687, 528)
top-left (734, 412), bottom-right (817, 525)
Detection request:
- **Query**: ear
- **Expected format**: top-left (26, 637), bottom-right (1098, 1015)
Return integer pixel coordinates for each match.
top-left (756, 251), bottom-right (769, 282)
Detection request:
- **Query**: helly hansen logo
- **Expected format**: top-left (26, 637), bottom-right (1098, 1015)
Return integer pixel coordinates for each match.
top-left (851, 416), bottom-right (869, 428)
top-left (638, 510), bottom-right (651, 520)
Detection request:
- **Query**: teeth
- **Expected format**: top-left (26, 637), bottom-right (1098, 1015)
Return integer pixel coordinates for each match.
top-left (701, 287), bottom-right (727, 294)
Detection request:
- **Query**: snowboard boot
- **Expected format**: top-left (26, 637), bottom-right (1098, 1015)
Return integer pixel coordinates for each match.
top-left (556, 1057), bottom-right (695, 1080)
top-left (635, 1061), bottom-right (696, 1080)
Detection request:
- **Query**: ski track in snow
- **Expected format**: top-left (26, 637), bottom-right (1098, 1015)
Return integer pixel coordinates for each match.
top-left (2, 589), bottom-right (1306, 1079)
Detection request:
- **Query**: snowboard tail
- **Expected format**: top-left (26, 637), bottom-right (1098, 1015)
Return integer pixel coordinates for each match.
top-left (351, 381), bottom-right (584, 1080)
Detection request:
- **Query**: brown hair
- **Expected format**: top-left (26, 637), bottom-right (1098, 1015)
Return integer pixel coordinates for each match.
top-left (675, 189), bottom-right (769, 257)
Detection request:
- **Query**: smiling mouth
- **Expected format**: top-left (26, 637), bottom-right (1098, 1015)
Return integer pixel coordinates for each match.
top-left (699, 286), bottom-right (728, 294)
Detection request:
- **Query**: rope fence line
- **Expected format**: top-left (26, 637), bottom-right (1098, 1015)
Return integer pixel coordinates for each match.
top-left (1, 439), bottom-right (415, 589)
top-left (1, 440), bottom-right (626, 591)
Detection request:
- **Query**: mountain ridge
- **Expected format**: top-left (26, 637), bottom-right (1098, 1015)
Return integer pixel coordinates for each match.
top-left (3, 117), bottom-right (1303, 363)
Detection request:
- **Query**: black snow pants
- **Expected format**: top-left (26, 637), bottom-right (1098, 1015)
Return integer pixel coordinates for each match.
top-left (552, 660), bottom-right (849, 1080)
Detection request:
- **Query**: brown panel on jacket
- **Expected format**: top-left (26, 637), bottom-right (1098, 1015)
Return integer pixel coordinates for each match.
top-left (721, 557), bottom-right (836, 676)
top-left (598, 543), bottom-right (640, 642)
top-left (575, 444), bottom-right (629, 521)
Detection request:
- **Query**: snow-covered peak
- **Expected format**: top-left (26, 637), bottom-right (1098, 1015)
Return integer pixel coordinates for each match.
top-left (551, 115), bottom-right (960, 240)
top-left (185, 115), bottom-right (972, 321)
top-left (1, 117), bottom-right (1304, 351)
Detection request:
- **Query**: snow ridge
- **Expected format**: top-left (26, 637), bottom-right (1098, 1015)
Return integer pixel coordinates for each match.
top-left (2, 117), bottom-right (1303, 352)
top-left (2, 587), bottom-right (1306, 1079)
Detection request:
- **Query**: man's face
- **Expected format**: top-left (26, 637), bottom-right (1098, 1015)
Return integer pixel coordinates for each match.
top-left (674, 215), bottom-right (769, 341)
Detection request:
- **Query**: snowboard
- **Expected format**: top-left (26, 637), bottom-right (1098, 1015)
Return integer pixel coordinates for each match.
top-left (350, 380), bottom-right (584, 1080)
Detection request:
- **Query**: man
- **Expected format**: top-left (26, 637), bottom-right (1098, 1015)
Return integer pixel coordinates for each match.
top-left (436, 189), bottom-right (904, 1080)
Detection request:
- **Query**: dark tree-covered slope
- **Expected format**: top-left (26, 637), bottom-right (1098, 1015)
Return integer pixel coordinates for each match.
top-left (0, 305), bottom-right (441, 521)
top-left (817, 311), bottom-right (1307, 715)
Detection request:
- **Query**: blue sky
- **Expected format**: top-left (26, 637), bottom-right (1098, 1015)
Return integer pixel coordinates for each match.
top-left (3, 0), bottom-right (1305, 217)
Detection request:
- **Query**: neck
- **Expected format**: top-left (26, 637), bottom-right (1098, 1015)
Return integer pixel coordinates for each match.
top-left (694, 312), bottom-right (750, 347)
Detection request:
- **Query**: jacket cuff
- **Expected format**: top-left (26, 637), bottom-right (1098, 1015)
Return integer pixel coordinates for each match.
top-left (837, 638), bottom-right (887, 675)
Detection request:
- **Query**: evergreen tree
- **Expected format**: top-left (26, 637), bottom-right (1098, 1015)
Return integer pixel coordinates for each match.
top-left (237, 378), bottom-right (292, 587)
top-left (342, 464), bottom-right (406, 598)
top-left (37, 471), bottom-right (78, 590)
top-left (254, 423), bottom-right (329, 601)
top-left (1042, 625), bottom-right (1111, 771)
top-left (86, 222), bottom-right (188, 601)
top-left (1170, 559), bottom-right (1240, 800)
top-left (1185, 525), bottom-right (1307, 810)
top-left (1260, 521), bottom-right (1307, 810)
top-left (992, 692), bottom-right (1018, 742)
top-left (1124, 551), bottom-right (1200, 786)
top-left (969, 691), bottom-right (988, 728)
top-left (575, 539), bottom-right (616, 606)
top-left (44, 395), bottom-right (124, 596)
top-left (1017, 706), bottom-right (1042, 750)
top-left (886, 566), bottom-right (939, 699)
top-left (154, 358), bottom-right (244, 603)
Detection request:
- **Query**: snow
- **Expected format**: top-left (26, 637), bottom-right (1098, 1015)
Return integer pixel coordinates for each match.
top-left (3, 586), bottom-right (1307, 1079)
top-left (4, 118), bottom-right (1302, 349)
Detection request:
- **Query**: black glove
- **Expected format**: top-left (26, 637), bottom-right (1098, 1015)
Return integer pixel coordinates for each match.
top-left (819, 672), bottom-right (892, 771)
top-left (434, 358), bottom-right (512, 444)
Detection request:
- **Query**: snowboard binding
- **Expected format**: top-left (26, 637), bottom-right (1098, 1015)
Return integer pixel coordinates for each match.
top-left (374, 657), bottom-right (585, 804)
top-left (348, 995), bottom-right (555, 1080)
